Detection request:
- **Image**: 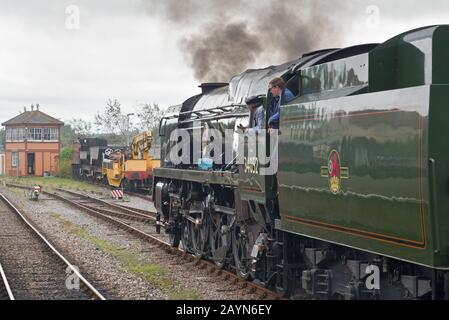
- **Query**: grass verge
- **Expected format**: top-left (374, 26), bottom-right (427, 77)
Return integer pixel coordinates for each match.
top-left (0, 175), bottom-right (101, 193)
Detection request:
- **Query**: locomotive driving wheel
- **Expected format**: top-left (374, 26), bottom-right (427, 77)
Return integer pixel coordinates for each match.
top-left (181, 220), bottom-right (193, 253)
top-left (208, 211), bottom-right (231, 268)
top-left (232, 222), bottom-right (254, 280)
top-left (190, 201), bottom-right (209, 258)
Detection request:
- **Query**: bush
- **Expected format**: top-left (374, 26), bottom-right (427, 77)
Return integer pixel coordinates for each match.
top-left (57, 147), bottom-right (73, 179)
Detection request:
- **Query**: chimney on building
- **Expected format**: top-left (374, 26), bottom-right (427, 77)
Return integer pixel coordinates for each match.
top-left (31, 104), bottom-right (34, 111)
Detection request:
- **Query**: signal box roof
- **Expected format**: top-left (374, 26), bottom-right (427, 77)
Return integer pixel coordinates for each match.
top-left (2, 110), bottom-right (64, 126)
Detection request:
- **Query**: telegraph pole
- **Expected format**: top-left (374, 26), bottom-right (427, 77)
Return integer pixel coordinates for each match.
top-left (126, 113), bottom-right (135, 146)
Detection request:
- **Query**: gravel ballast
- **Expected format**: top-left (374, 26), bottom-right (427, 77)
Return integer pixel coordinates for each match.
top-left (0, 186), bottom-right (257, 300)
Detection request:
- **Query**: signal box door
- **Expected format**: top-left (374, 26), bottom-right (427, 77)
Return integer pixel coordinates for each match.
top-left (27, 153), bottom-right (35, 176)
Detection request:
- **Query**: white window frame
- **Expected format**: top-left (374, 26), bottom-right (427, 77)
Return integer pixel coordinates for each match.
top-left (11, 152), bottom-right (19, 167)
top-left (19, 128), bottom-right (25, 141)
top-left (28, 128), bottom-right (42, 141)
top-left (6, 129), bottom-right (12, 142)
top-left (11, 128), bottom-right (17, 141)
top-left (44, 128), bottom-right (58, 141)
top-left (5, 128), bottom-right (25, 142)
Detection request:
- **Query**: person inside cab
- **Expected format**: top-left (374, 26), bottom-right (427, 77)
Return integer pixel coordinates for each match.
top-left (268, 77), bottom-right (294, 132)
top-left (238, 95), bottom-right (265, 133)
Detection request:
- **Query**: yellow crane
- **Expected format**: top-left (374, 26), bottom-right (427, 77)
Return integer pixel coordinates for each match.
top-left (103, 131), bottom-right (160, 191)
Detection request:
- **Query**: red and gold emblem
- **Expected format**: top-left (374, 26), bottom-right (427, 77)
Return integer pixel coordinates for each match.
top-left (321, 150), bottom-right (349, 195)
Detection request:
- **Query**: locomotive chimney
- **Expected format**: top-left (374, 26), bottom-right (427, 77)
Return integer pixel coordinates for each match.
top-left (198, 83), bottom-right (228, 95)
top-left (31, 104), bottom-right (34, 111)
top-left (36, 103), bottom-right (40, 111)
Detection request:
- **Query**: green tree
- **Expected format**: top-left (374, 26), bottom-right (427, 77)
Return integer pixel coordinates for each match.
top-left (60, 124), bottom-right (76, 148)
top-left (57, 147), bottom-right (73, 179)
top-left (95, 99), bottom-right (135, 145)
top-left (136, 103), bottom-right (164, 132)
top-left (136, 103), bottom-right (164, 145)
top-left (69, 118), bottom-right (93, 137)
top-left (0, 128), bottom-right (5, 151)
top-left (60, 119), bottom-right (95, 148)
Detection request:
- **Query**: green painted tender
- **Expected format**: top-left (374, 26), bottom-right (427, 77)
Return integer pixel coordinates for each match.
top-left (278, 26), bottom-right (449, 269)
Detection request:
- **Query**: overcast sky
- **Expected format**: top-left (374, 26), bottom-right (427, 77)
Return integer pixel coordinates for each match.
top-left (1, 0), bottom-right (449, 126)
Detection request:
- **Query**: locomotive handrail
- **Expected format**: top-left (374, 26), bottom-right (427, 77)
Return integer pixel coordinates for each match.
top-left (177, 109), bottom-right (249, 125)
top-left (160, 104), bottom-right (247, 121)
top-left (159, 104), bottom-right (248, 136)
top-left (428, 158), bottom-right (441, 254)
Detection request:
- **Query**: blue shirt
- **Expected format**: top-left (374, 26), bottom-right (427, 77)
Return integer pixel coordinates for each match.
top-left (268, 89), bottom-right (294, 129)
top-left (254, 105), bottom-right (264, 129)
top-left (248, 105), bottom-right (264, 134)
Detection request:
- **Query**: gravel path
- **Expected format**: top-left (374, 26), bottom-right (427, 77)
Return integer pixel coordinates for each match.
top-left (1, 186), bottom-right (257, 300)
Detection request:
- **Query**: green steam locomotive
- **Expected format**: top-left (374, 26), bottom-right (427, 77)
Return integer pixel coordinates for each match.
top-left (153, 25), bottom-right (449, 299)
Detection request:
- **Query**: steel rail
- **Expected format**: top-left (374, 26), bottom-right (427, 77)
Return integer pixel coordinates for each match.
top-left (4, 183), bottom-right (282, 300)
top-left (0, 262), bottom-right (14, 300)
top-left (5, 182), bottom-right (162, 226)
top-left (0, 191), bottom-right (106, 301)
top-left (55, 188), bottom-right (155, 220)
top-left (126, 191), bottom-right (153, 202)
top-left (80, 203), bottom-right (155, 223)
top-left (48, 191), bottom-right (282, 300)
top-left (3, 181), bottom-right (153, 204)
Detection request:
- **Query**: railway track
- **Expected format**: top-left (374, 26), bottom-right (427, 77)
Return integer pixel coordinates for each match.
top-left (5, 183), bottom-right (283, 300)
top-left (0, 262), bottom-right (14, 300)
top-left (54, 188), bottom-right (170, 243)
top-left (127, 190), bottom-right (153, 202)
top-left (52, 189), bottom-right (283, 300)
top-left (0, 191), bottom-right (105, 300)
top-left (55, 188), bottom-right (158, 222)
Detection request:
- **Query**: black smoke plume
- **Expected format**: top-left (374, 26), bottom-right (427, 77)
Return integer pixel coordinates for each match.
top-left (144, 0), bottom-right (344, 82)
top-left (180, 22), bottom-right (261, 82)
